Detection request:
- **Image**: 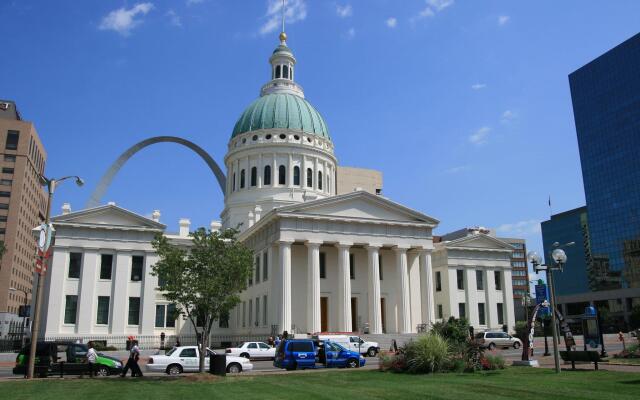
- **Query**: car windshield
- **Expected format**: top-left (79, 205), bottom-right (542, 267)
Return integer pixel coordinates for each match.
top-left (166, 347), bottom-right (178, 356)
top-left (237, 342), bottom-right (247, 348)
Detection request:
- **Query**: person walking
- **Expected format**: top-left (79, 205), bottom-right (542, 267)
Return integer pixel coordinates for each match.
top-left (86, 342), bottom-right (97, 378)
top-left (121, 339), bottom-right (143, 377)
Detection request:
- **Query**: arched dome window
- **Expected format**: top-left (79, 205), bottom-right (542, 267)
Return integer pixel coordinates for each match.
top-left (264, 165), bottom-right (272, 185)
top-left (278, 165), bottom-right (286, 185)
top-left (275, 65), bottom-right (281, 79)
top-left (283, 65), bottom-right (289, 79)
top-left (250, 167), bottom-right (257, 187)
top-left (293, 166), bottom-right (300, 186)
top-left (240, 169), bottom-right (246, 189)
top-left (306, 168), bottom-right (313, 187)
top-left (232, 172), bottom-right (236, 191)
top-left (318, 171), bottom-right (323, 190)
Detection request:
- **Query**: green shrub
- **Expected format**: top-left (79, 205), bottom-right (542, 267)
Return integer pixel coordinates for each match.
top-left (449, 358), bottom-right (466, 373)
top-left (431, 317), bottom-right (470, 347)
top-left (482, 355), bottom-right (506, 370)
top-left (404, 333), bottom-right (451, 374)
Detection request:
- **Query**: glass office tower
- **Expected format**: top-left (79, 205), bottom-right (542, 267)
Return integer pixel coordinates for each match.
top-left (569, 33), bottom-right (640, 290)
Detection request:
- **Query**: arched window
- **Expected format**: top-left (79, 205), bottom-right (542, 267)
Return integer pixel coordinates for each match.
top-left (275, 65), bottom-right (281, 79)
top-left (290, 65), bottom-right (293, 80)
top-left (306, 168), bottom-right (313, 187)
top-left (240, 169), bottom-right (246, 189)
top-left (232, 173), bottom-right (236, 191)
top-left (318, 171), bottom-right (323, 190)
top-left (264, 165), bottom-right (272, 185)
top-left (283, 65), bottom-right (289, 79)
top-left (293, 166), bottom-right (300, 186)
top-left (278, 165), bottom-right (286, 185)
top-left (250, 167), bottom-right (257, 187)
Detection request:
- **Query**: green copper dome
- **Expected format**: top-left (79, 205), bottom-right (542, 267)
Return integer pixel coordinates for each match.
top-left (232, 93), bottom-right (330, 140)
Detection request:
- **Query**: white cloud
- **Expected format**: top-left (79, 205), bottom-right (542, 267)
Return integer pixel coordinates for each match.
top-left (260, 0), bottom-right (307, 35)
top-left (345, 27), bottom-right (356, 39)
top-left (471, 83), bottom-right (486, 90)
top-left (496, 219), bottom-right (541, 236)
top-left (166, 10), bottom-right (182, 27)
top-left (412, 0), bottom-right (453, 22)
top-left (336, 4), bottom-right (352, 18)
top-left (99, 3), bottom-right (154, 36)
top-left (444, 165), bottom-right (469, 174)
top-left (386, 17), bottom-right (397, 28)
top-left (498, 15), bottom-right (510, 26)
top-left (428, 0), bottom-right (454, 11)
top-left (501, 109), bottom-right (516, 123)
top-left (468, 126), bottom-right (491, 145)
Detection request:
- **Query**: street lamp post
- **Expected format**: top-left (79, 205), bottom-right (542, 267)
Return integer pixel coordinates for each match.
top-left (26, 175), bottom-right (83, 379)
top-left (527, 243), bottom-right (572, 374)
top-left (9, 287), bottom-right (28, 347)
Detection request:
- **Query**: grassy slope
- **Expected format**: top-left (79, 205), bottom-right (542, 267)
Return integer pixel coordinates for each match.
top-left (3, 368), bottom-right (640, 400)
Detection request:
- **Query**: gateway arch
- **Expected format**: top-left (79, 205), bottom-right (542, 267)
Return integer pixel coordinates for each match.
top-left (86, 136), bottom-right (226, 208)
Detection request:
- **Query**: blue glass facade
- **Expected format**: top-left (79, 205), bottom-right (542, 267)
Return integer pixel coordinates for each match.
top-left (541, 207), bottom-right (591, 296)
top-left (569, 33), bottom-right (640, 291)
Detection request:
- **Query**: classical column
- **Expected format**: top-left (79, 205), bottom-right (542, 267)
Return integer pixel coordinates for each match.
top-left (419, 250), bottom-right (435, 327)
top-left (77, 250), bottom-right (98, 334)
top-left (287, 154), bottom-right (293, 188)
top-left (503, 268), bottom-right (516, 332)
top-left (140, 253), bottom-right (158, 335)
top-left (394, 246), bottom-right (411, 333)
top-left (336, 242), bottom-right (352, 332)
top-left (306, 241), bottom-right (321, 333)
top-left (464, 268), bottom-right (479, 326)
top-left (44, 248), bottom-right (68, 335)
top-left (257, 154), bottom-right (263, 188)
top-left (110, 251), bottom-right (131, 334)
top-left (366, 245), bottom-right (382, 334)
top-left (278, 240), bottom-right (293, 334)
top-left (484, 268), bottom-right (498, 329)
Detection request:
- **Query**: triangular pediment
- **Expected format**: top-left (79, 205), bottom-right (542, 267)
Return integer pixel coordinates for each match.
top-left (276, 191), bottom-right (439, 225)
top-left (51, 204), bottom-right (165, 230)
top-left (443, 234), bottom-right (514, 250)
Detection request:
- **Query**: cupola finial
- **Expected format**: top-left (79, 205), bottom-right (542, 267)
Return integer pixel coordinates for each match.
top-left (279, 0), bottom-right (287, 44)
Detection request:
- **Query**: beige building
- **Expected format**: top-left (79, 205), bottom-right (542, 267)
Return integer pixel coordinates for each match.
top-left (336, 166), bottom-right (383, 195)
top-left (0, 100), bottom-right (47, 337)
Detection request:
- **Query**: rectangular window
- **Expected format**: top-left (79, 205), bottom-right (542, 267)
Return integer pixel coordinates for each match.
top-left (349, 253), bottom-right (355, 280)
top-left (68, 252), bottom-right (82, 279)
top-left (0, 216), bottom-right (6, 222)
top-left (5, 130), bottom-right (19, 150)
top-left (435, 271), bottom-right (442, 291)
top-left (64, 295), bottom-right (78, 324)
top-left (166, 304), bottom-right (176, 327)
top-left (0, 179), bottom-right (11, 186)
top-left (0, 191), bottom-right (10, 198)
top-left (242, 301), bottom-right (246, 327)
top-left (319, 252), bottom-right (326, 279)
top-left (0, 203), bottom-right (8, 209)
top-left (128, 297), bottom-right (140, 325)
top-left (379, 255), bottom-right (383, 280)
top-left (478, 303), bottom-right (486, 325)
top-left (263, 295), bottom-right (267, 326)
top-left (100, 254), bottom-right (113, 280)
top-left (248, 299), bottom-right (253, 328)
top-left (255, 256), bottom-right (260, 283)
top-left (2, 168), bottom-right (14, 174)
top-left (255, 297), bottom-right (260, 327)
top-left (263, 251), bottom-right (269, 281)
top-left (497, 303), bottom-right (504, 325)
top-left (457, 269), bottom-right (464, 290)
top-left (131, 256), bottom-right (143, 281)
top-left (437, 304), bottom-right (443, 319)
top-left (4, 155), bottom-right (15, 162)
top-left (458, 303), bottom-right (466, 319)
top-left (96, 296), bottom-right (110, 325)
top-left (494, 271), bottom-right (502, 290)
top-left (155, 305), bottom-right (166, 328)
top-left (476, 270), bottom-right (484, 290)
top-left (219, 311), bottom-right (229, 328)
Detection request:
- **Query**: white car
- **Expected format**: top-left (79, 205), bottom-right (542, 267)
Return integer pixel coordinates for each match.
top-left (225, 341), bottom-right (276, 360)
top-left (146, 346), bottom-right (253, 375)
top-left (314, 335), bottom-right (380, 357)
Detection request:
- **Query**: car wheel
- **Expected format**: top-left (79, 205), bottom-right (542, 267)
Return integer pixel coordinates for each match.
top-left (226, 363), bottom-right (242, 374)
top-left (95, 366), bottom-right (109, 377)
top-left (346, 358), bottom-right (358, 368)
top-left (166, 364), bottom-right (183, 375)
top-left (367, 347), bottom-right (377, 357)
top-left (513, 342), bottom-right (521, 349)
top-left (488, 343), bottom-right (496, 351)
top-left (240, 352), bottom-right (250, 359)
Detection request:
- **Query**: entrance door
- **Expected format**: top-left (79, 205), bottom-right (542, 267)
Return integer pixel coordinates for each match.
top-left (351, 297), bottom-right (358, 332)
top-left (380, 298), bottom-right (387, 333)
top-left (320, 297), bottom-right (329, 332)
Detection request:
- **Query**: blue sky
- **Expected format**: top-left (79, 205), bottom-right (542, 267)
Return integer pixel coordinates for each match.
top-left (2, 0), bottom-right (640, 282)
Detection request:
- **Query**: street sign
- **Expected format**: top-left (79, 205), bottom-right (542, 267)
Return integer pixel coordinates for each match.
top-left (535, 284), bottom-right (551, 316)
top-left (37, 223), bottom-right (53, 253)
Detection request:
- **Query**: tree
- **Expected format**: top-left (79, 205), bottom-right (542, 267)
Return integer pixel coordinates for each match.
top-left (152, 227), bottom-right (254, 372)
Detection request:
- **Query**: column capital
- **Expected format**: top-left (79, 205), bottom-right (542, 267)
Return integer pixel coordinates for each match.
top-left (393, 245), bottom-right (410, 253)
top-left (365, 244), bottom-right (382, 251)
top-left (305, 240), bottom-right (323, 248)
top-left (335, 242), bottom-right (353, 249)
top-left (277, 239), bottom-right (295, 246)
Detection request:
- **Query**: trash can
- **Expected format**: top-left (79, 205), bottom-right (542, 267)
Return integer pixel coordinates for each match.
top-left (209, 353), bottom-right (226, 376)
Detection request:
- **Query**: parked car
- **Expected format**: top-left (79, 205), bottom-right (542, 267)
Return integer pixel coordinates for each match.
top-left (225, 341), bottom-right (276, 360)
top-left (475, 331), bottom-right (522, 350)
top-left (273, 339), bottom-right (365, 370)
top-left (313, 334), bottom-right (380, 357)
top-left (146, 346), bottom-right (253, 375)
top-left (13, 341), bottom-right (123, 377)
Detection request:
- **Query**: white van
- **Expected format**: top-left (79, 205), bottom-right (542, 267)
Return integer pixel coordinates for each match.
top-left (314, 334), bottom-right (380, 357)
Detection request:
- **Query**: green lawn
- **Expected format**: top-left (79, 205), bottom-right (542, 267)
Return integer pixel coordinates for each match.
top-left (3, 368), bottom-right (639, 400)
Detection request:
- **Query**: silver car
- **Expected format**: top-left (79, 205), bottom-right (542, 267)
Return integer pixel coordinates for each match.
top-left (475, 331), bottom-right (522, 350)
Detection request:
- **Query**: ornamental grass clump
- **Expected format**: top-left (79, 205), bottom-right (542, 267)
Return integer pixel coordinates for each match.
top-left (404, 332), bottom-right (451, 373)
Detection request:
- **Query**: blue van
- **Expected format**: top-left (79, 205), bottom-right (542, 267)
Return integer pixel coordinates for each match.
top-left (274, 339), bottom-right (365, 370)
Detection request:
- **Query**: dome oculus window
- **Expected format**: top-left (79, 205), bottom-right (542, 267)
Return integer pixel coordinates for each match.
top-left (242, 138), bottom-right (246, 144)
top-left (252, 135), bottom-right (258, 141)
top-left (266, 134), bottom-right (272, 140)
top-left (279, 134), bottom-right (286, 140)
top-left (294, 135), bottom-right (300, 140)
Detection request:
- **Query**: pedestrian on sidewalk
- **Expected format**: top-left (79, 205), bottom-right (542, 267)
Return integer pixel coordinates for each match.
top-left (121, 338), bottom-right (143, 377)
top-left (86, 342), bottom-right (97, 378)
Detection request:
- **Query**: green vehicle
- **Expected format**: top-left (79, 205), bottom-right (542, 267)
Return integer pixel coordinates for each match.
top-left (13, 341), bottom-right (123, 377)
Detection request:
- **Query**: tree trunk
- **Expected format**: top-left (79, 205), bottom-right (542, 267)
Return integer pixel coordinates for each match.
top-left (199, 331), bottom-right (206, 373)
